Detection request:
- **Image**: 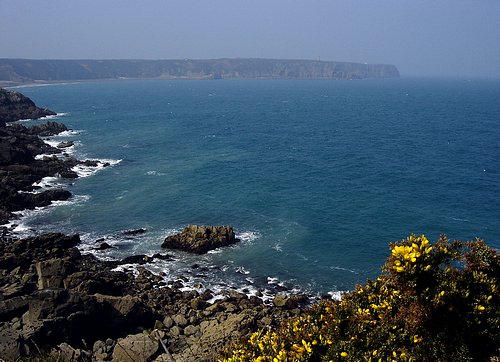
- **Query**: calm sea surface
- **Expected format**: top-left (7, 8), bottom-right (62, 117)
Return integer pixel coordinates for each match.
top-left (12, 78), bottom-right (500, 298)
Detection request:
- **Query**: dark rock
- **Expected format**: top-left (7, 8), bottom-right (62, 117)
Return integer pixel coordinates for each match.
top-left (0, 88), bottom-right (56, 125)
top-left (123, 228), bottom-right (147, 236)
top-left (119, 254), bottom-right (153, 265)
top-left (0, 89), bottom-right (78, 228)
top-left (95, 242), bottom-right (114, 251)
top-left (0, 233), bottom-right (81, 271)
top-left (0, 120), bottom-right (80, 224)
top-left (0, 296), bottom-right (29, 321)
top-left (0, 124), bottom-right (60, 165)
top-left (285, 294), bottom-right (308, 309)
top-left (190, 298), bottom-right (208, 311)
top-left (161, 225), bottom-right (239, 254)
top-left (27, 121), bottom-right (67, 137)
top-left (0, 323), bottom-right (22, 360)
top-left (57, 141), bottom-right (74, 149)
top-left (80, 159), bottom-right (98, 167)
top-left (31, 189), bottom-right (72, 207)
top-left (151, 253), bottom-right (174, 261)
top-left (35, 258), bottom-right (68, 289)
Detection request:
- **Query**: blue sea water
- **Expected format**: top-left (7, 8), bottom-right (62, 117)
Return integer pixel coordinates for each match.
top-left (11, 78), bottom-right (500, 298)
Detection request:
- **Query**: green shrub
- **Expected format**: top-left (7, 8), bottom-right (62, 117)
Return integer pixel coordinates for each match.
top-left (221, 235), bottom-right (499, 361)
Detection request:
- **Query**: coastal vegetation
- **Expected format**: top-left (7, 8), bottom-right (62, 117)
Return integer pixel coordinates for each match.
top-left (221, 234), bottom-right (499, 361)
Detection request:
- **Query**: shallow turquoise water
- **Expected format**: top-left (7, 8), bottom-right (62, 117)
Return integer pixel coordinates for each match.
top-left (13, 78), bottom-right (500, 297)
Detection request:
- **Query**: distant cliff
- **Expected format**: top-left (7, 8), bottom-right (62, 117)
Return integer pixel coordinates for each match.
top-left (0, 58), bottom-right (399, 84)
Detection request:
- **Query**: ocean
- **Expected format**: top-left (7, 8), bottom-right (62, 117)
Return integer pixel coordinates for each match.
top-left (9, 78), bottom-right (500, 300)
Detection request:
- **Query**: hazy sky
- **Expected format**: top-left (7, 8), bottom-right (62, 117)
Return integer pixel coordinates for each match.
top-left (1, 0), bottom-right (499, 77)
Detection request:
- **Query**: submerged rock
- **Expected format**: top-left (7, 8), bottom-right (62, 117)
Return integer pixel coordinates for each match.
top-left (57, 141), bottom-right (74, 149)
top-left (123, 228), bottom-right (147, 236)
top-left (161, 225), bottom-right (239, 254)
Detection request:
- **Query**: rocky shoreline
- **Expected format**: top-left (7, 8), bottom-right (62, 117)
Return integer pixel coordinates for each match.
top-left (0, 88), bottom-right (310, 361)
top-left (0, 233), bottom-right (305, 361)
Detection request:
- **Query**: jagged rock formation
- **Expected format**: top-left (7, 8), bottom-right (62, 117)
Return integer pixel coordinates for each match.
top-left (0, 89), bottom-right (107, 225)
top-left (162, 225), bottom-right (239, 254)
top-left (0, 88), bottom-right (56, 125)
top-left (0, 58), bottom-right (400, 85)
top-left (0, 121), bottom-right (79, 224)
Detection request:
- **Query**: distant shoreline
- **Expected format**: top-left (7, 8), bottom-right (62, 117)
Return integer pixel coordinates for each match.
top-left (1, 76), bottom-right (403, 89)
top-left (0, 58), bottom-right (400, 87)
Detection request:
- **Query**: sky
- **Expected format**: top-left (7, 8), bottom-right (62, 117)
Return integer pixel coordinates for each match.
top-left (0, 0), bottom-right (499, 77)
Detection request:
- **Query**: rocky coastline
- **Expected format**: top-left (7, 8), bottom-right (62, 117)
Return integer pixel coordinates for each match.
top-left (0, 88), bottom-right (309, 361)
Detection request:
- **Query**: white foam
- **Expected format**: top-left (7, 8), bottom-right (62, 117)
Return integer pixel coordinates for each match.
top-left (44, 139), bottom-right (63, 148)
top-left (330, 266), bottom-right (358, 274)
top-left (146, 170), bottom-right (165, 176)
top-left (449, 217), bottom-right (470, 222)
top-left (55, 194), bottom-right (89, 205)
top-left (207, 248), bottom-right (224, 254)
top-left (71, 158), bottom-right (121, 178)
top-left (272, 243), bottom-right (283, 252)
top-left (111, 265), bottom-right (140, 277)
top-left (75, 227), bottom-right (323, 308)
top-left (328, 291), bottom-right (346, 301)
top-left (237, 230), bottom-right (260, 243)
top-left (11, 112), bottom-right (69, 123)
top-left (267, 276), bottom-right (279, 284)
top-left (235, 266), bottom-right (250, 275)
top-left (8, 206), bottom-right (53, 235)
top-left (43, 139), bottom-right (80, 157)
top-left (32, 176), bottom-right (66, 190)
top-left (53, 129), bottom-right (81, 137)
top-left (34, 154), bottom-right (54, 160)
top-left (206, 294), bottom-right (226, 304)
top-left (40, 112), bottom-right (69, 120)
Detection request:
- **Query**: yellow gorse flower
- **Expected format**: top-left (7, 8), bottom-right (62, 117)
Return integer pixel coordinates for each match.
top-left (222, 235), bottom-right (499, 362)
top-left (391, 235), bottom-right (433, 273)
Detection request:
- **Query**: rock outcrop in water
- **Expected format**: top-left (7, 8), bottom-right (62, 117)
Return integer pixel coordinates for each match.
top-left (0, 58), bottom-right (400, 86)
top-left (0, 88), bottom-right (56, 125)
top-left (162, 225), bottom-right (239, 254)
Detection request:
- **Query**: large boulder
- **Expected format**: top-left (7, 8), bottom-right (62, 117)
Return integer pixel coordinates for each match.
top-left (161, 225), bottom-right (239, 254)
top-left (112, 332), bottom-right (159, 362)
